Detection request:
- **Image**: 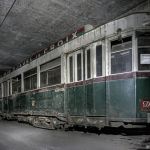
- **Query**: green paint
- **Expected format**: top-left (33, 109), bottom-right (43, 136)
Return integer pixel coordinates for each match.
top-left (86, 83), bottom-right (94, 115)
top-left (67, 87), bottom-right (76, 115)
top-left (7, 97), bottom-right (13, 113)
top-left (93, 82), bottom-right (106, 116)
top-left (1, 76), bottom-right (150, 126)
top-left (0, 100), bottom-right (2, 113)
top-left (136, 77), bottom-right (150, 118)
top-left (3, 98), bottom-right (8, 113)
top-left (66, 82), bottom-right (106, 117)
top-left (5, 89), bottom-right (65, 115)
top-left (107, 79), bottom-right (136, 120)
top-left (67, 86), bottom-right (84, 115)
top-left (53, 90), bottom-right (64, 113)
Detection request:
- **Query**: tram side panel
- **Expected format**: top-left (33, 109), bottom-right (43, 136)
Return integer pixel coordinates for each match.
top-left (136, 74), bottom-right (150, 122)
top-left (14, 94), bottom-right (29, 114)
top-left (14, 88), bottom-right (65, 116)
top-left (0, 99), bottom-right (2, 116)
top-left (85, 80), bottom-right (106, 117)
top-left (30, 91), bottom-right (53, 114)
top-left (93, 80), bottom-right (106, 116)
top-left (7, 96), bottom-right (14, 113)
top-left (66, 80), bottom-right (106, 127)
top-left (66, 84), bottom-right (85, 116)
top-left (107, 77), bottom-right (136, 125)
top-left (85, 81), bottom-right (94, 116)
top-left (3, 97), bottom-right (8, 114)
top-left (66, 45), bottom-right (106, 127)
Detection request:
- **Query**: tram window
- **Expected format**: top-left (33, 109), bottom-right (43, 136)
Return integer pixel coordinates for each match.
top-left (8, 81), bottom-right (11, 96)
top-left (111, 37), bottom-right (132, 74)
top-left (40, 71), bottom-right (47, 87)
top-left (24, 67), bottom-right (37, 91)
top-left (138, 35), bottom-right (150, 70)
top-left (12, 75), bottom-right (21, 94)
top-left (96, 45), bottom-right (102, 76)
top-left (48, 66), bottom-right (61, 86)
top-left (77, 53), bottom-right (82, 81)
top-left (40, 57), bottom-right (61, 87)
top-left (3, 81), bottom-right (7, 97)
top-left (87, 49), bottom-right (91, 78)
top-left (69, 56), bottom-right (73, 82)
top-left (31, 75), bottom-right (37, 89)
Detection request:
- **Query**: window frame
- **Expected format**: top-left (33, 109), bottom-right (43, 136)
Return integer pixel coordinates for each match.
top-left (75, 50), bottom-right (83, 82)
top-left (12, 75), bottom-right (21, 95)
top-left (137, 33), bottom-right (150, 71)
top-left (40, 57), bottom-right (61, 73)
top-left (85, 47), bottom-right (92, 80)
top-left (67, 50), bottom-right (84, 83)
top-left (109, 34), bottom-right (133, 75)
top-left (67, 53), bottom-right (75, 83)
top-left (93, 41), bottom-right (105, 78)
top-left (24, 67), bottom-right (37, 91)
top-left (40, 57), bottom-right (61, 87)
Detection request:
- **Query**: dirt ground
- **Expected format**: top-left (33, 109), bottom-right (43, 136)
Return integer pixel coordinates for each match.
top-left (0, 120), bottom-right (150, 150)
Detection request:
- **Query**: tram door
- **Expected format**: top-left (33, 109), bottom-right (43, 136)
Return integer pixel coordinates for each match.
top-left (67, 43), bottom-right (106, 117)
top-left (107, 37), bottom-right (134, 120)
top-left (67, 50), bottom-right (85, 116)
top-left (84, 44), bottom-right (106, 117)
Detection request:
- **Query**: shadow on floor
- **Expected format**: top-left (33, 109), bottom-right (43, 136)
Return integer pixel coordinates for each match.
top-left (65, 125), bottom-right (150, 136)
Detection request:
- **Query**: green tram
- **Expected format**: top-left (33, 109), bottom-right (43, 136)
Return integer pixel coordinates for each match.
top-left (0, 12), bottom-right (150, 129)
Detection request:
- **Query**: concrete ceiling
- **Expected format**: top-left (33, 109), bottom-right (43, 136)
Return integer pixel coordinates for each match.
top-left (0, 0), bottom-right (147, 75)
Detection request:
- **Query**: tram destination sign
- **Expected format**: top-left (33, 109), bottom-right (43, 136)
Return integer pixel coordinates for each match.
top-left (48, 27), bottom-right (85, 51)
top-left (140, 54), bottom-right (150, 64)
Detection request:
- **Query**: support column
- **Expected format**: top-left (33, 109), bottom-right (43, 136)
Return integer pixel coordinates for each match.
top-left (7, 80), bottom-right (9, 97)
top-left (21, 73), bottom-right (24, 93)
top-left (10, 79), bottom-right (12, 95)
top-left (132, 32), bottom-right (138, 72)
top-left (61, 53), bottom-right (67, 83)
top-left (37, 66), bottom-right (40, 88)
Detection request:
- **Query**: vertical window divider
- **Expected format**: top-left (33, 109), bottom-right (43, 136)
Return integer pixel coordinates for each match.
top-left (75, 53), bottom-right (77, 82)
top-left (102, 42), bottom-right (106, 77)
top-left (93, 43), bottom-right (97, 78)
